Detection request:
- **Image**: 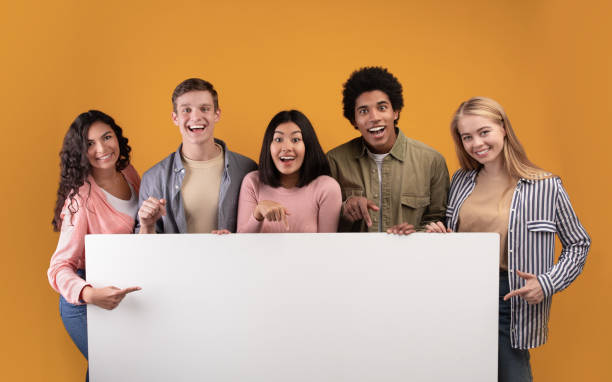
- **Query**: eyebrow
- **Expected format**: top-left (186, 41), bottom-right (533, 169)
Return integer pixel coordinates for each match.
top-left (460, 126), bottom-right (491, 136)
top-left (356, 100), bottom-right (390, 109)
top-left (88, 130), bottom-right (113, 141)
top-left (178, 103), bottom-right (213, 108)
top-left (274, 129), bottom-right (302, 135)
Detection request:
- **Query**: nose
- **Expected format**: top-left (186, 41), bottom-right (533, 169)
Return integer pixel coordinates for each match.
top-left (94, 140), bottom-right (105, 153)
top-left (369, 108), bottom-right (381, 122)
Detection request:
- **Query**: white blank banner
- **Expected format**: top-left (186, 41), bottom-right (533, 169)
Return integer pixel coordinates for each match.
top-left (86, 233), bottom-right (499, 381)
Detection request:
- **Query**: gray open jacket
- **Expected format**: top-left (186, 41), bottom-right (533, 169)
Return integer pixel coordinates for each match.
top-left (136, 139), bottom-right (257, 233)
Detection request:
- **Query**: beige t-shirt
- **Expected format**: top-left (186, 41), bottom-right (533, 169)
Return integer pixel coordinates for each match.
top-left (458, 171), bottom-right (516, 270)
top-left (181, 145), bottom-right (224, 233)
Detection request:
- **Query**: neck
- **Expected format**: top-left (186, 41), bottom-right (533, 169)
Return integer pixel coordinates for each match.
top-left (280, 173), bottom-right (299, 189)
top-left (182, 140), bottom-right (219, 161)
top-left (481, 157), bottom-right (506, 177)
top-left (92, 167), bottom-right (120, 186)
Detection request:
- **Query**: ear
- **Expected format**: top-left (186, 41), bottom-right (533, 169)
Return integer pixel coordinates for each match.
top-left (214, 108), bottom-right (221, 123)
top-left (393, 110), bottom-right (399, 121)
top-left (171, 111), bottom-right (179, 127)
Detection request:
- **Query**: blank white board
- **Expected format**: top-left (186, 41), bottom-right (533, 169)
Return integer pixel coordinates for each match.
top-left (86, 233), bottom-right (499, 382)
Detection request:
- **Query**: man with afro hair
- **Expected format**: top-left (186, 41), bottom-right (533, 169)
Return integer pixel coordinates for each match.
top-left (327, 67), bottom-right (449, 233)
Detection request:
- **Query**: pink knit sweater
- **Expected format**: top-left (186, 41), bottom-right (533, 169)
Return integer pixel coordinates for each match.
top-left (237, 171), bottom-right (341, 233)
top-left (47, 165), bottom-right (140, 304)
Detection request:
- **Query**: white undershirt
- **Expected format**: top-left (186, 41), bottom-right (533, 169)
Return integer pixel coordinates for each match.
top-left (367, 150), bottom-right (389, 232)
top-left (101, 182), bottom-right (138, 218)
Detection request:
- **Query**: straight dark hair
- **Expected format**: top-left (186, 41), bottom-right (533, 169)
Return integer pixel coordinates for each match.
top-left (258, 110), bottom-right (330, 187)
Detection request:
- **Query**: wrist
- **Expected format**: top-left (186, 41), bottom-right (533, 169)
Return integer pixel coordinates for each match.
top-left (253, 206), bottom-right (264, 221)
top-left (139, 223), bottom-right (156, 234)
top-left (80, 286), bottom-right (93, 303)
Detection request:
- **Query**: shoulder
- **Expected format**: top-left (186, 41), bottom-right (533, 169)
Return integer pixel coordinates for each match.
top-left (309, 175), bottom-right (342, 196)
top-left (225, 149), bottom-right (257, 172)
top-left (327, 137), bottom-right (362, 160)
top-left (242, 170), bottom-right (260, 186)
top-left (142, 150), bottom-right (177, 181)
top-left (122, 164), bottom-right (140, 186)
top-left (402, 135), bottom-right (446, 161)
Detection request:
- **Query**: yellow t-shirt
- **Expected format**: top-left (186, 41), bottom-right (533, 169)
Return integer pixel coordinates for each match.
top-left (181, 145), bottom-right (224, 233)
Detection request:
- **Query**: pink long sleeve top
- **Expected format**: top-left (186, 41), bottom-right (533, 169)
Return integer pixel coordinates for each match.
top-left (237, 171), bottom-right (342, 233)
top-left (47, 165), bottom-right (140, 304)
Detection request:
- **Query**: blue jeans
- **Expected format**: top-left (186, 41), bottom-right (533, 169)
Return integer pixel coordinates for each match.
top-left (499, 271), bottom-right (532, 382)
top-left (59, 269), bottom-right (89, 382)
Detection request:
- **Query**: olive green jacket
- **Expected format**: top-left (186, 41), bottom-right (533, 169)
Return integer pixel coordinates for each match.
top-left (327, 129), bottom-right (450, 232)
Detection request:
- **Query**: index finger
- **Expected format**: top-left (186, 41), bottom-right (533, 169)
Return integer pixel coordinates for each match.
top-left (503, 288), bottom-right (525, 301)
top-left (120, 287), bottom-right (142, 296)
top-left (281, 209), bottom-right (290, 231)
top-left (358, 198), bottom-right (372, 227)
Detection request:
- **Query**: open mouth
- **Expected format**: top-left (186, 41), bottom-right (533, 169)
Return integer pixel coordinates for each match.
top-left (368, 126), bottom-right (385, 137)
top-left (279, 156), bottom-right (295, 162)
top-left (188, 124), bottom-right (206, 132)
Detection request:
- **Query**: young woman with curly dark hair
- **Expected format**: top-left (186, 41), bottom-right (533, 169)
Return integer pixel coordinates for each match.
top-left (47, 110), bottom-right (141, 381)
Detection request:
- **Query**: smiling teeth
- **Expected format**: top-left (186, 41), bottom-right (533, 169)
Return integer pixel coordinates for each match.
top-left (476, 149), bottom-right (489, 155)
top-left (190, 125), bottom-right (205, 130)
top-left (368, 126), bottom-right (385, 132)
top-left (97, 153), bottom-right (112, 160)
top-left (280, 156), bottom-right (295, 161)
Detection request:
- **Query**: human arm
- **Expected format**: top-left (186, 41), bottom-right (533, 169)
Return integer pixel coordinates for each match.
top-left (420, 154), bottom-right (450, 228)
top-left (136, 171), bottom-right (165, 234)
top-left (137, 197), bottom-right (166, 234)
top-left (237, 172), bottom-right (290, 232)
top-left (536, 178), bottom-right (591, 297)
top-left (80, 285), bottom-right (142, 310)
top-left (47, 198), bottom-right (92, 305)
top-left (316, 177), bottom-right (342, 233)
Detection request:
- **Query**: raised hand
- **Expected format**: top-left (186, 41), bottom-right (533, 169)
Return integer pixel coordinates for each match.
top-left (138, 197), bottom-right (166, 233)
top-left (343, 196), bottom-right (379, 226)
top-left (503, 270), bottom-right (544, 305)
top-left (254, 200), bottom-right (290, 230)
top-left (81, 285), bottom-right (142, 310)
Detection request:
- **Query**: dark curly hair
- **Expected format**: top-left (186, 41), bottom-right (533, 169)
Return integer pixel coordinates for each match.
top-left (52, 110), bottom-right (131, 231)
top-left (342, 66), bottom-right (404, 127)
top-left (259, 110), bottom-right (330, 188)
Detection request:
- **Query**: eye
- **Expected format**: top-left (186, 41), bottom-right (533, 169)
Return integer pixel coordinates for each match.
top-left (291, 137), bottom-right (301, 143)
top-left (273, 137), bottom-right (282, 143)
top-left (461, 135), bottom-right (471, 142)
top-left (87, 141), bottom-right (94, 147)
top-left (182, 107), bottom-right (191, 113)
top-left (379, 105), bottom-right (387, 111)
top-left (358, 109), bottom-right (367, 115)
top-left (480, 130), bottom-right (490, 136)
top-left (103, 134), bottom-right (112, 141)
top-left (201, 106), bottom-right (210, 112)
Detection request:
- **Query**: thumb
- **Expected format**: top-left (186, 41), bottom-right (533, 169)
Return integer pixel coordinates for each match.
top-left (515, 270), bottom-right (534, 280)
top-left (159, 199), bottom-right (166, 206)
top-left (367, 200), bottom-right (380, 211)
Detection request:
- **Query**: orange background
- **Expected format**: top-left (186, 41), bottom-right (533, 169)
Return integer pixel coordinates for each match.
top-left (1, 0), bottom-right (610, 380)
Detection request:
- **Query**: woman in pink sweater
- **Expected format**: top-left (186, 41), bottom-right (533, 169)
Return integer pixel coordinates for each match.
top-left (48, 110), bottom-right (141, 381)
top-left (238, 110), bottom-right (341, 233)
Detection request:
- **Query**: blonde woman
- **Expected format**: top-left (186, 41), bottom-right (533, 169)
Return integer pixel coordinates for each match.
top-left (426, 97), bottom-right (590, 381)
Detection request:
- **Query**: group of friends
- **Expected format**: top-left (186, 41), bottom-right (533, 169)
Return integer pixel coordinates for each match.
top-left (47, 67), bottom-right (590, 382)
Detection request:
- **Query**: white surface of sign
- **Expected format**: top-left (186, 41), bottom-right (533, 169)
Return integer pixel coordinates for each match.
top-left (86, 233), bottom-right (499, 382)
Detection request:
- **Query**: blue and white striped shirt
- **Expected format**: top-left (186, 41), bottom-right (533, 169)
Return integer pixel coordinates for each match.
top-left (446, 169), bottom-right (590, 349)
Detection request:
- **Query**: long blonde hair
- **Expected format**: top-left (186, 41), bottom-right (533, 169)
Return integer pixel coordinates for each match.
top-left (450, 97), bottom-right (549, 180)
